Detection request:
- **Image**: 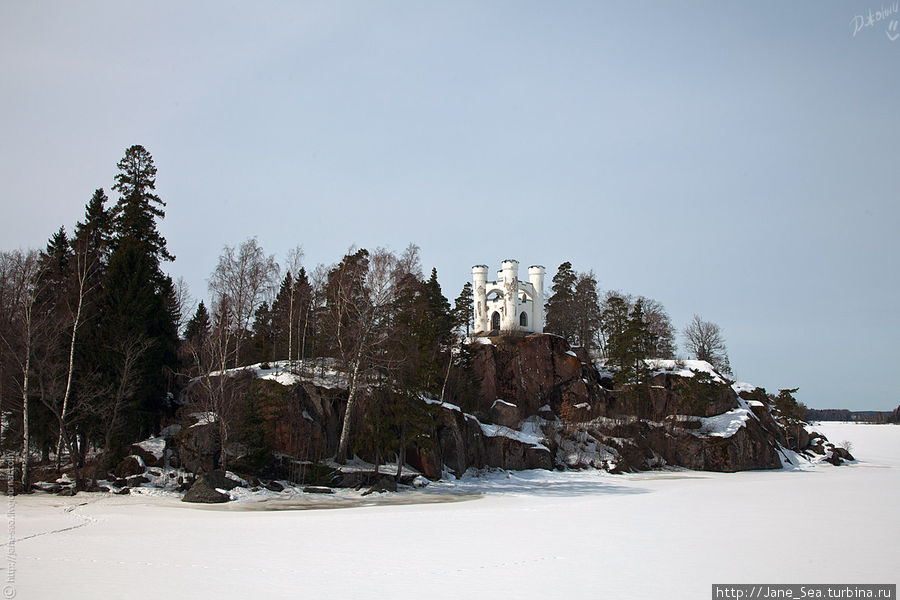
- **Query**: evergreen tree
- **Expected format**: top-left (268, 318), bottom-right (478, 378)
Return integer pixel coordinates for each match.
top-left (73, 189), bottom-right (113, 266)
top-left (249, 301), bottom-right (275, 363)
top-left (111, 145), bottom-right (173, 263)
top-left (292, 267), bottom-right (314, 363)
top-left (414, 268), bottom-right (453, 395)
top-left (184, 301), bottom-right (211, 345)
top-left (97, 146), bottom-right (179, 446)
top-left (453, 282), bottom-right (473, 337)
top-left (545, 261), bottom-right (577, 342)
top-left (572, 272), bottom-right (602, 351)
top-left (605, 298), bottom-right (654, 411)
top-left (270, 272), bottom-right (295, 360)
top-left (600, 293), bottom-right (631, 361)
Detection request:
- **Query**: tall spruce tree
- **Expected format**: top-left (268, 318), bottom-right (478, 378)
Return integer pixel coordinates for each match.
top-left (111, 145), bottom-right (173, 263)
top-left (99, 146), bottom-right (179, 447)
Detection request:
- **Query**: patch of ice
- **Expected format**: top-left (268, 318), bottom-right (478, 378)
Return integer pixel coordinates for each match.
top-left (491, 399), bottom-right (516, 409)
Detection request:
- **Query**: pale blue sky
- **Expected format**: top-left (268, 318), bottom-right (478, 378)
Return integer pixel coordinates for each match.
top-left (2, 2), bottom-right (898, 409)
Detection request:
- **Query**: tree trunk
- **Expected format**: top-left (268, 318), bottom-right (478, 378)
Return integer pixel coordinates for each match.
top-left (219, 420), bottom-right (228, 471)
top-left (21, 350), bottom-right (31, 492)
top-left (335, 359), bottom-right (363, 463)
top-left (395, 430), bottom-right (406, 482)
top-left (439, 349), bottom-right (453, 404)
top-left (299, 303), bottom-right (310, 371)
top-left (55, 285), bottom-right (83, 471)
top-left (287, 289), bottom-right (294, 367)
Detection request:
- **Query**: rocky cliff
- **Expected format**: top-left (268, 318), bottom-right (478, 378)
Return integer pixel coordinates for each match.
top-left (155, 335), bottom-right (849, 486)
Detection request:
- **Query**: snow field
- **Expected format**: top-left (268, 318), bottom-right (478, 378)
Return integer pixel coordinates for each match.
top-left (2, 422), bottom-right (898, 599)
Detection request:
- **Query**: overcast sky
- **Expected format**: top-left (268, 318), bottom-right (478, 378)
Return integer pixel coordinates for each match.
top-left (2, 1), bottom-right (898, 410)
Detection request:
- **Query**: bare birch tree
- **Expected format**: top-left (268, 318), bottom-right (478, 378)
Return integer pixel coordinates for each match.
top-left (0, 250), bottom-right (44, 490)
top-left (208, 237), bottom-right (279, 368)
top-left (51, 233), bottom-right (105, 471)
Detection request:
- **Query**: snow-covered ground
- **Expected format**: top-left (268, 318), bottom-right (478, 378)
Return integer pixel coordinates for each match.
top-left (3, 422), bottom-right (898, 599)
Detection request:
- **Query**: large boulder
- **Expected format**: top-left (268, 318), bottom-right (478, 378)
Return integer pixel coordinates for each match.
top-left (114, 456), bottom-right (144, 478)
top-left (174, 420), bottom-right (219, 474)
top-left (128, 438), bottom-right (166, 468)
top-left (181, 470), bottom-right (242, 503)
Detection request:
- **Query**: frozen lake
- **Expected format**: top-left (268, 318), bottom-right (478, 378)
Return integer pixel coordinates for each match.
top-left (3, 422), bottom-right (898, 599)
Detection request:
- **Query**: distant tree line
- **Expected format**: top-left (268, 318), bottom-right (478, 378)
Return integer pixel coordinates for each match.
top-left (804, 408), bottom-right (897, 424)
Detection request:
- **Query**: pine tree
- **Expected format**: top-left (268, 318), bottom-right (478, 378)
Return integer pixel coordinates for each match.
top-left (572, 272), bottom-right (602, 351)
top-left (545, 261), bottom-right (576, 342)
top-left (605, 298), bottom-right (654, 411)
top-left (453, 282), bottom-right (473, 337)
top-left (600, 293), bottom-right (631, 362)
top-left (416, 268), bottom-right (453, 395)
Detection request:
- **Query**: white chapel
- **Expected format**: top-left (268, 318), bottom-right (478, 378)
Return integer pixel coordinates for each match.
top-left (472, 260), bottom-right (545, 335)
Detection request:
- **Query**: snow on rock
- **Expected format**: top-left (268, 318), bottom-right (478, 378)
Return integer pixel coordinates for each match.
top-left (423, 398), bottom-right (462, 412)
top-left (491, 399), bottom-right (517, 409)
top-left (135, 436), bottom-right (166, 460)
top-left (189, 412), bottom-right (218, 428)
top-left (259, 370), bottom-right (304, 386)
top-left (225, 471), bottom-right (250, 487)
top-left (205, 358), bottom-right (349, 390)
top-left (732, 381), bottom-right (759, 394)
top-left (646, 359), bottom-right (726, 382)
top-left (694, 407), bottom-right (752, 438)
top-left (479, 422), bottom-right (548, 451)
